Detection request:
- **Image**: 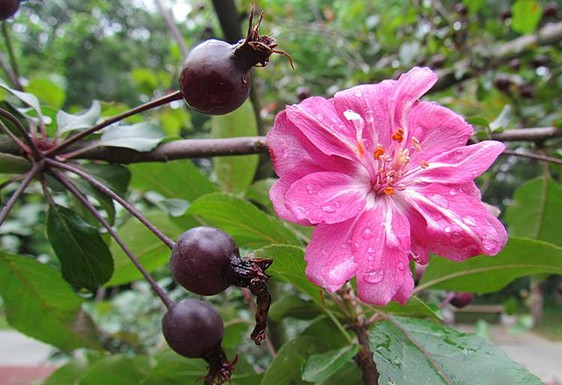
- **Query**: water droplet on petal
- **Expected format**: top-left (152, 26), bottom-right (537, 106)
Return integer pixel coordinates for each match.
top-left (411, 253), bottom-right (422, 263)
top-left (354, 90), bottom-right (363, 98)
top-left (306, 184), bottom-right (315, 195)
top-left (361, 227), bottom-right (373, 239)
top-left (365, 110), bottom-right (375, 123)
top-left (482, 236), bottom-right (496, 252)
top-left (322, 205), bottom-right (336, 213)
top-left (449, 188), bottom-right (457, 196)
top-left (363, 269), bottom-right (384, 283)
top-left (463, 216), bottom-right (476, 227)
top-left (397, 261), bottom-right (407, 271)
top-left (367, 246), bottom-right (375, 254)
top-left (444, 226), bottom-right (451, 233)
top-left (431, 194), bottom-right (449, 208)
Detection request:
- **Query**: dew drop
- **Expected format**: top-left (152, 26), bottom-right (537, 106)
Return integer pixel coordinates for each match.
top-left (365, 110), bottom-right (375, 123)
top-left (306, 184), bottom-right (315, 195)
top-left (449, 188), bottom-right (457, 196)
top-left (322, 205), bottom-right (336, 213)
top-left (431, 194), bottom-right (449, 208)
top-left (397, 261), bottom-right (407, 271)
top-left (367, 246), bottom-right (375, 254)
top-left (463, 216), bottom-right (476, 227)
top-left (363, 269), bottom-right (384, 283)
top-left (482, 237), bottom-right (496, 252)
top-left (444, 226), bottom-right (451, 233)
top-left (361, 227), bottom-right (373, 239)
top-left (354, 90), bottom-right (363, 98)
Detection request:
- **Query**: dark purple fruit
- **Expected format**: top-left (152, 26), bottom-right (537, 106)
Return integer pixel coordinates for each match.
top-left (494, 74), bottom-right (512, 94)
top-left (179, 9), bottom-right (292, 116)
top-left (0, 0), bottom-right (20, 20)
top-left (179, 39), bottom-right (251, 115)
top-left (162, 299), bottom-right (224, 359)
top-left (170, 226), bottom-right (238, 296)
top-left (450, 292), bottom-right (474, 308)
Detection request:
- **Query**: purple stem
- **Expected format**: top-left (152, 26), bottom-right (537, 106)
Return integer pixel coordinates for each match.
top-left (47, 91), bottom-right (183, 157)
top-left (50, 169), bottom-right (174, 309)
top-left (0, 161), bottom-right (44, 226)
top-left (45, 158), bottom-right (175, 249)
top-left (0, 108), bottom-right (41, 159)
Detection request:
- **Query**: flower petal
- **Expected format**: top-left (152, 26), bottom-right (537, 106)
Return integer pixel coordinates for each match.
top-left (405, 140), bottom-right (505, 185)
top-left (305, 219), bottom-right (358, 292)
top-left (407, 100), bottom-right (474, 160)
top-left (404, 183), bottom-right (508, 260)
top-left (351, 200), bottom-right (414, 305)
top-left (285, 97), bottom-right (359, 160)
top-left (285, 171), bottom-right (370, 224)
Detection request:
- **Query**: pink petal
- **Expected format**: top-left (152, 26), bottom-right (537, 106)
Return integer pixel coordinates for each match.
top-left (407, 101), bottom-right (474, 160)
top-left (270, 178), bottom-right (311, 225)
top-left (285, 171), bottom-right (370, 225)
top-left (352, 200), bottom-right (414, 305)
top-left (404, 183), bottom-right (508, 261)
top-left (305, 219), bottom-right (358, 292)
top-left (405, 140), bottom-right (505, 185)
top-left (285, 97), bottom-right (359, 160)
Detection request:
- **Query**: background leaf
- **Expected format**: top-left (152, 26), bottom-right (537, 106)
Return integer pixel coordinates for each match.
top-left (189, 193), bottom-right (302, 248)
top-left (129, 159), bottom-right (218, 201)
top-left (512, 0), bottom-right (542, 34)
top-left (0, 252), bottom-right (99, 350)
top-left (302, 345), bottom-right (359, 382)
top-left (26, 77), bottom-right (66, 109)
top-left (0, 153), bottom-right (30, 173)
top-left (57, 101), bottom-right (101, 134)
top-left (97, 122), bottom-right (166, 151)
top-left (47, 204), bottom-right (114, 290)
top-left (503, 177), bottom-right (562, 247)
top-left (211, 100), bottom-right (259, 193)
top-left (372, 316), bottom-right (544, 385)
top-left (416, 237), bottom-right (562, 294)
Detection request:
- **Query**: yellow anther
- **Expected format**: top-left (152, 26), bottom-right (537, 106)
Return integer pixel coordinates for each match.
top-left (421, 160), bottom-right (429, 168)
top-left (383, 186), bottom-right (395, 196)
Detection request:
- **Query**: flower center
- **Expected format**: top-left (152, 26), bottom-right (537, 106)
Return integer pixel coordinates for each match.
top-left (343, 109), bottom-right (429, 197)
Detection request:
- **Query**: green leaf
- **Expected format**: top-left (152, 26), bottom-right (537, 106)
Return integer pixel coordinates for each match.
top-left (106, 210), bottom-right (186, 286)
top-left (269, 295), bottom-right (322, 321)
top-left (253, 245), bottom-right (321, 304)
top-left (129, 159), bottom-right (218, 201)
top-left (244, 178), bottom-right (276, 214)
top-left (81, 163), bottom-right (131, 197)
top-left (47, 204), bottom-right (114, 290)
top-left (211, 101), bottom-right (259, 193)
top-left (0, 252), bottom-right (99, 350)
top-left (302, 345), bottom-right (359, 382)
top-left (0, 79), bottom-right (43, 118)
top-left (57, 101), bottom-right (101, 134)
top-left (138, 350), bottom-right (206, 385)
top-left (462, 0), bottom-right (485, 13)
top-left (416, 237), bottom-right (562, 294)
top-left (97, 122), bottom-right (166, 151)
top-left (42, 360), bottom-right (88, 385)
top-left (78, 355), bottom-right (150, 385)
top-left (512, 0), bottom-right (542, 34)
top-left (381, 295), bottom-right (441, 320)
top-left (0, 153), bottom-right (30, 174)
top-left (260, 337), bottom-right (328, 385)
top-left (189, 193), bottom-right (301, 248)
top-left (372, 316), bottom-right (545, 385)
top-left (504, 177), bottom-right (562, 247)
top-left (26, 77), bottom-right (66, 108)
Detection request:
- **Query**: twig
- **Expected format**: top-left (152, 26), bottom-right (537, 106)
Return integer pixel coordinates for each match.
top-left (0, 161), bottom-right (43, 226)
top-left (154, 0), bottom-right (189, 58)
top-left (47, 91), bottom-right (183, 157)
top-left (0, 107), bottom-right (41, 158)
top-left (0, 50), bottom-right (20, 89)
top-left (501, 149), bottom-right (562, 165)
top-left (1, 23), bottom-right (22, 90)
top-left (45, 158), bottom-right (175, 249)
top-left (50, 169), bottom-right (174, 309)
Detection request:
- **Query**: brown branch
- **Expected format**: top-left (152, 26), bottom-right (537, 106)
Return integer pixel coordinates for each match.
top-left (431, 21), bottom-right (562, 93)
top-left (488, 127), bottom-right (562, 142)
top-left (154, 0), bottom-right (189, 59)
top-left (210, 0), bottom-right (244, 44)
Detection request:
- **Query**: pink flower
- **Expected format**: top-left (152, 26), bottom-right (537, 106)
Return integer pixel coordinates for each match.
top-left (267, 67), bottom-right (508, 306)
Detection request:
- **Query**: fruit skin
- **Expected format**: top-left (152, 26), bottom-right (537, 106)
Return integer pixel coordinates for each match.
top-left (162, 299), bottom-right (224, 359)
top-left (170, 226), bottom-right (239, 296)
top-left (450, 292), bottom-right (475, 308)
top-left (0, 0), bottom-right (20, 20)
top-left (179, 39), bottom-right (251, 115)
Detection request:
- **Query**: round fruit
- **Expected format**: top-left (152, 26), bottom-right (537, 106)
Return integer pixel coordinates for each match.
top-left (450, 292), bottom-right (474, 308)
top-left (170, 226), bottom-right (239, 296)
top-left (0, 0), bottom-right (20, 20)
top-left (162, 299), bottom-right (224, 359)
top-left (179, 39), bottom-right (252, 115)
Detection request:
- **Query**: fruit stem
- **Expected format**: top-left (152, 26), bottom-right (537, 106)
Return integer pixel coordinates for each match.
top-left (1, 22), bottom-right (22, 90)
top-left (49, 169), bottom-right (175, 310)
top-left (0, 107), bottom-right (41, 159)
top-left (47, 90), bottom-right (183, 157)
top-left (45, 158), bottom-right (175, 249)
top-left (0, 160), bottom-right (43, 227)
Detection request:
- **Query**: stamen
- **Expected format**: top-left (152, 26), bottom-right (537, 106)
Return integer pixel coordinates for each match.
top-left (420, 160), bottom-right (429, 169)
top-left (373, 145), bottom-right (385, 160)
top-left (411, 137), bottom-right (422, 152)
top-left (391, 128), bottom-right (404, 142)
top-left (383, 187), bottom-right (395, 196)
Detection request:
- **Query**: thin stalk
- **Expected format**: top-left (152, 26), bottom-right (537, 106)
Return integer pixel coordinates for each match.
top-left (1, 23), bottom-right (22, 90)
top-left (45, 158), bottom-right (175, 249)
top-left (0, 118), bottom-right (29, 155)
top-left (0, 160), bottom-right (43, 226)
top-left (501, 149), bottom-right (562, 165)
top-left (47, 91), bottom-right (183, 157)
top-left (50, 169), bottom-right (174, 309)
top-left (0, 108), bottom-right (41, 159)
